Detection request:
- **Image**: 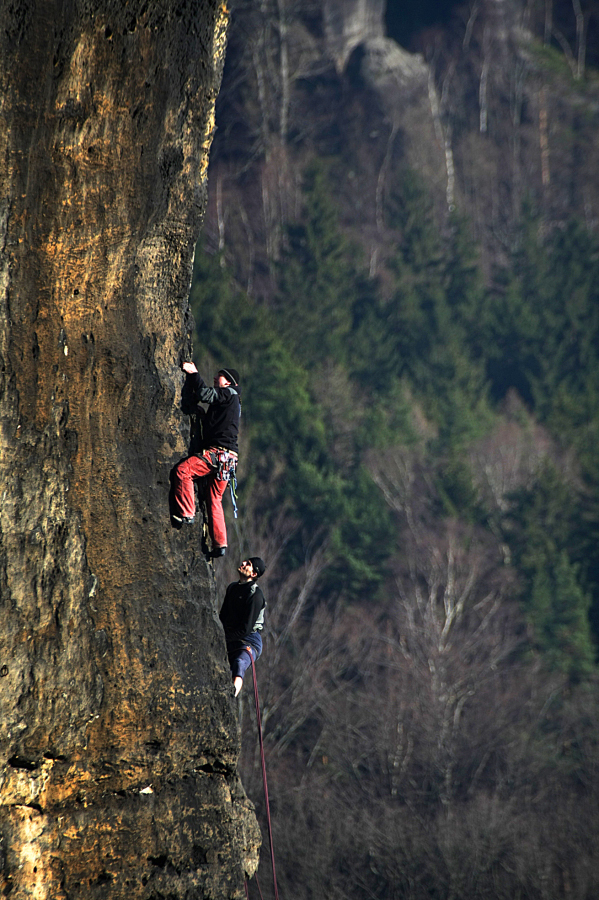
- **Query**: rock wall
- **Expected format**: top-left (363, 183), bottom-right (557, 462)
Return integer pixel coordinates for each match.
top-left (0, 1), bottom-right (260, 897)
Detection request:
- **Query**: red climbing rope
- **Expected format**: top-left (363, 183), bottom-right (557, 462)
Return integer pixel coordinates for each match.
top-left (246, 647), bottom-right (280, 900)
top-left (245, 872), bottom-right (265, 900)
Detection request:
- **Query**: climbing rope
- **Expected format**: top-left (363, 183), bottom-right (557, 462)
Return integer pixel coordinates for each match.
top-left (246, 648), bottom-right (280, 900)
top-left (244, 872), bottom-right (265, 900)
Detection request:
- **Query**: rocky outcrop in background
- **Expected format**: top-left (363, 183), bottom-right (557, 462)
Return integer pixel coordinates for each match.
top-left (206, 0), bottom-right (599, 296)
top-left (323, 0), bottom-right (386, 69)
top-left (0, 1), bottom-right (260, 897)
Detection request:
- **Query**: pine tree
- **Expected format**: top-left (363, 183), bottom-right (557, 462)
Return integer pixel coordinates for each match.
top-left (276, 161), bottom-right (359, 367)
top-left (382, 169), bottom-right (493, 449)
top-left (528, 551), bottom-right (594, 680)
top-left (509, 463), bottom-right (596, 679)
top-left (484, 210), bottom-right (599, 429)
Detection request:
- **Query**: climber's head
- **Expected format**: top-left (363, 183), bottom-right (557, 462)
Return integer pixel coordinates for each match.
top-left (214, 367), bottom-right (240, 388)
top-left (238, 558), bottom-right (266, 582)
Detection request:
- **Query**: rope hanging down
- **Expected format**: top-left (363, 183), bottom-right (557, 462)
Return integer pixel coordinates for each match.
top-left (244, 872), bottom-right (265, 900)
top-left (246, 648), bottom-right (280, 900)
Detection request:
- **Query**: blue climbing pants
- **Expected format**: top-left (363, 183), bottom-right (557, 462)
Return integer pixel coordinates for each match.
top-left (227, 632), bottom-right (263, 680)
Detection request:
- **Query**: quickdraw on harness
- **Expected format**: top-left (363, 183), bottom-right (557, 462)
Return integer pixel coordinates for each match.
top-left (229, 471), bottom-right (238, 519)
top-left (211, 448), bottom-right (239, 519)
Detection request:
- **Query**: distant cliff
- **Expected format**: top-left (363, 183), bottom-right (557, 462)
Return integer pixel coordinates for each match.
top-left (322, 0), bottom-right (386, 68)
top-left (206, 0), bottom-right (599, 291)
top-left (0, 1), bottom-right (260, 897)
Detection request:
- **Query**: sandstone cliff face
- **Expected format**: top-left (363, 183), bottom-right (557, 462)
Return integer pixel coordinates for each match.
top-left (0, 2), bottom-right (260, 897)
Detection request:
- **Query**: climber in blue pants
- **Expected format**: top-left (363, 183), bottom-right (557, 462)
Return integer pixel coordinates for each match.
top-left (219, 557), bottom-right (267, 696)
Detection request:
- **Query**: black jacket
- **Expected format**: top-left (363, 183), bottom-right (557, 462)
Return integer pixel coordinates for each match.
top-left (184, 371), bottom-right (241, 453)
top-left (219, 581), bottom-right (266, 647)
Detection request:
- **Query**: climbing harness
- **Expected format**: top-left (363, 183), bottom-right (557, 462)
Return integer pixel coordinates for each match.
top-left (213, 448), bottom-right (237, 482)
top-left (245, 649), bottom-right (280, 900)
top-left (212, 447), bottom-right (238, 519)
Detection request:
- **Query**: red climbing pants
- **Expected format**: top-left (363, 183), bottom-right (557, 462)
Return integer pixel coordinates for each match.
top-left (173, 450), bottom-right (229, 548)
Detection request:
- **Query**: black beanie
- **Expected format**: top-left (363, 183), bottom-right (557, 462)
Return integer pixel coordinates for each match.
top-left (248, 557), bottom-right (266, 578)
top-left (219, 367), bottom-right (240, 386)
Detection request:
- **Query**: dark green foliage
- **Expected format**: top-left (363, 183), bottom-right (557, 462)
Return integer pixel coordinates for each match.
top-left (190, 248), bottom-right (327, 496)
top-left (189, 157), bottom-right (599, 900)
top-left (508, 463), bottom-right (596, 678)
top-left (372, 169), bottom-right (495, 448)
top-left (435, 453), bottom-right (483, 522)
top-left (276, 161), bottom-right (358, 367)
top-left (477, 210), bottom-right (599, 652)
top-left (189, 240), bottom-right (392, 599)
top-left (483, 270), bottom-right (542, 406)
top-left (528, 551), bottom-right (594, 679)
top-left (190, 164), bottom-right (599, 660)
top-left (485, 210), bottom-right (599, 429)
top-left (444, 212), bottom-right (487, 334)
top-left (328, 464), bottom-right (394, 590)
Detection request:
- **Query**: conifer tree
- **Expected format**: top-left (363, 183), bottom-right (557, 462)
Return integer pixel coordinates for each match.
top-left (528, 551), bottom-right (594, 680)
top-left (509, 463), bottom-right (596, 679)
top-left (276, 161), bottom-right (358, 367)
top-left (485, 211), bottom-right (599, 428)
top-left (382, 169), bottom-right (493, 448)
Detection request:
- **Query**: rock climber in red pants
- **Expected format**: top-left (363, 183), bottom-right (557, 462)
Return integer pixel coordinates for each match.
top-left (172, 361), bottom-right (241, 558)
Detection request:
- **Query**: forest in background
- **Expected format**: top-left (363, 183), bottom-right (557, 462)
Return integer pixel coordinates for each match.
top-left (190, 1), bottom-right (599, 897)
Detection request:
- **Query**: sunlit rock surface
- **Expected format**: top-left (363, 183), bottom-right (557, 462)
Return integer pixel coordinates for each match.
top-left (0, 1), bottom-right (260, 897)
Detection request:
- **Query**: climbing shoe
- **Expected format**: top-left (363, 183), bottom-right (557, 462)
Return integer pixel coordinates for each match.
top-left (210, 546), bottom-right (226, 558)
top-left (172, 514), bottom-right (195, 525)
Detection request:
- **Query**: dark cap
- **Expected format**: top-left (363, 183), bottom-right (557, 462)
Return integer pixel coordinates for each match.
top-left (219, 368), bottom-right (240, 386)
top-left (248, 557), bottom-right (266, 578)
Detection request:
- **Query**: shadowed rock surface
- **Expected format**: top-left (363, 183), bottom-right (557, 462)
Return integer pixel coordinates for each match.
top-left (0, 1), bottom-right (260, 897)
